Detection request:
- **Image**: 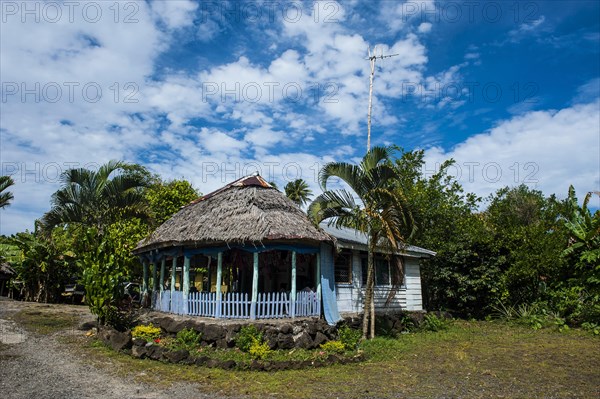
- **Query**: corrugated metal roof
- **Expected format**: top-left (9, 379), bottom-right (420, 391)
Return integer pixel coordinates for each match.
top-left (319, 222), bottom-right (436, 257)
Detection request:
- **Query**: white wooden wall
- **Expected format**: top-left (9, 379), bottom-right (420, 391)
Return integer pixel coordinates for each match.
top-left (335, 250), bottom-right (423, 312)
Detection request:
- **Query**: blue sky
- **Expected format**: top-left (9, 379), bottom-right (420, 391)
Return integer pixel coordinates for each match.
top-left (1, 0), bottom-right (599, 235)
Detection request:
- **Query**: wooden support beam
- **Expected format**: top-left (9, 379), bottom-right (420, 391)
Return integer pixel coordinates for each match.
top-left (159, 258), bottom-right (166, 292)
top-left (170, 257), bottom-right (176, 298)
top-left (183, 255), bottom-right (190, 315)
top-left (183, 255), bottom-right (190, 295)
top-left (152, 261), bottom-right (159, 292)
top-left (290, 251), bottom-right (297, 318)
top-left (316, 252), bottom-right (322, 304)
top-left (142, 261), bottom-right (149, 294)
top-left (251, 252), bottom-right (259, 319)
top-left (215, 252), bottom-right (223, 318)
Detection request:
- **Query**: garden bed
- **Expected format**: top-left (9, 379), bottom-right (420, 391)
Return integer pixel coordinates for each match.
top-left (97, 318), bottom-right (366, 371)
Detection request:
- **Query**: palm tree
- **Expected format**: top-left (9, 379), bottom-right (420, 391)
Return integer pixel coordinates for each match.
top-left (41, 161), bottom-right (150, 232)
top-left (285, 179), bottom-right (313, 207)
top-left (0, 176), bottom-right (15, 209)
top-left (308, 146), bottom-right (414, 339)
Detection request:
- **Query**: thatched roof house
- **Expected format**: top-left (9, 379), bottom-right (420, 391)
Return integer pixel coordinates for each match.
top-left (135, 174), bottom-right (330, 253)
top-left (134, 174), bottom-right (434, 323)
top-left (134, 174), bottom-right (333, 321)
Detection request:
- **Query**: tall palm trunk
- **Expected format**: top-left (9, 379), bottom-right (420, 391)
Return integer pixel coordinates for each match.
top-left (363, 235), bottom-right (379, 339)
top-left (369, 269), bottom-right (376, 338)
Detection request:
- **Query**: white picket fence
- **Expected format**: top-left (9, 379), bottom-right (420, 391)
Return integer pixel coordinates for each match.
top-left (255, 292), bottom-right (289, 319)
top-left (151, 290), bottom-right (320, 319)
top-left (294, 291), bottom-right (320, 317)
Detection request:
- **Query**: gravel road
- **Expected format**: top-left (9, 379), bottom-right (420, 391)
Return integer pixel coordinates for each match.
top-left (0, 299), bottom-right (225, 399)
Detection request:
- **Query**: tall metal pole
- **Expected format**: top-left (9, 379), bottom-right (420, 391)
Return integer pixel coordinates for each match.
top-left (367, 55), bottom-right (376, 152)
top-left (365, 48), bottom-right (399, 153)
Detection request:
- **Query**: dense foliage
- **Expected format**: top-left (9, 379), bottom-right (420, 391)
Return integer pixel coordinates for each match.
top-left (0, 162), bottom-right (199, 327)
top-left (1, 155), bottom-right (598, 331)
top-left (393, 149), bottom-right (599, 325)
top-left (145, 179), bottom-right (199, 226)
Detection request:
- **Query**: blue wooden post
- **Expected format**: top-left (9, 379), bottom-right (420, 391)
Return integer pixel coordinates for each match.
top-left (290, 251), bottom-right (297, 318)
top-left (316, 252), bottom-right (322, 304)
top-left (159, 258), bottom-right (166, 292)
top-left (207, 256), bottom-right (212, 292)
top-left (142, 261), bottom-right (148, 294)
top-left (251, 252), bottom-right (259, 319)
top-left (183, 255), bottom-right (190, 315)
top-left (152, 261), bottom-right (159, 292)
top-left (215, 252), bottom-right (223, 318)
top-left (170, 257), bottom-right (176, 311)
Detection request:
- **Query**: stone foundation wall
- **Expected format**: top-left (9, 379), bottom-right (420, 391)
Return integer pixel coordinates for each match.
top-left (145, 314), bottom-right (340, 350)
top-left (97, 311), bottom-right (437, 371)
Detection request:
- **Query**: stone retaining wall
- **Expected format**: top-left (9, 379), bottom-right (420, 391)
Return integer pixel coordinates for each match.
top-left (146, 314), bottom-right (340, 350)
top-left (97, 311), bottom-right (434, 371)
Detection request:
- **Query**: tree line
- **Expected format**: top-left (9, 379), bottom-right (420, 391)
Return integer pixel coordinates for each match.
top-left (0, 147), bottom-right (598, 334)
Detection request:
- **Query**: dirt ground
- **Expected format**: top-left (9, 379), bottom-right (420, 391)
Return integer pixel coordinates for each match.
top-left (0, 298), bottom-right (227, 399)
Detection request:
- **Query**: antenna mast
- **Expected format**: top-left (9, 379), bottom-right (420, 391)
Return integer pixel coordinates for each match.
top-left (366, 47), bottom-right (399, 152)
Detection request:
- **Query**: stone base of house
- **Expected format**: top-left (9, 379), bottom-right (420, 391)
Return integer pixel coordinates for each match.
top-left (138, 311), bottom-right (337, 350)
top-left (96, 312), bottom-right (366, 371)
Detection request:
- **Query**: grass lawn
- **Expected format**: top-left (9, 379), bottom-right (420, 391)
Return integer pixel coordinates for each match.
top-left (74, 320), bottom-right (599, 399)
top-left (9, 305), bottom-right (599, 398)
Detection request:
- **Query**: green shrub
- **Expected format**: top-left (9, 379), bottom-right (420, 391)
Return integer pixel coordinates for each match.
top-left (236, 325), bottom-right (263, 353)
top-left (581, 322), bottom-right (600, 335)
top-left (249, 338), bottom-right (271, 359)
top-left (421, 313), bottom-right (450, 332)
top-left (176, 328), bottom-right (202, 350)
top-left (515, 304), bottom-right (546, 330)
top-left (131, 323), bottom-right (161, 342)
top-left (320, 340), bottom-right (346, 354)
top-left (338, 326), bottom-right (361, 351)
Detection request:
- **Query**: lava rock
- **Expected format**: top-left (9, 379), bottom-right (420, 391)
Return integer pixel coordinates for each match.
top-left (203, 324), bottom-right (225, 342)
top-left (313, 331), bottom-right (328, 347)
top-left (131, 345), bottom-right (147, 359)
top-left (164, 349), bottom-right (189, 363)
top-left (109, 330), bottom-right (132, 352)
top-left (277, 333), bottom-right (295, 350)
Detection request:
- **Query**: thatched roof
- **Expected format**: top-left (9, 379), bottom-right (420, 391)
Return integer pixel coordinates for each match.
top-left (0, 262), bottom-right (15, 277)
top-left (134, 175), bottom-right (331, 253)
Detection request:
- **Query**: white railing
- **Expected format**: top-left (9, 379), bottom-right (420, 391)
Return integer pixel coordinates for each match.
top-left (187, 291), bottom-right (218, 317)
top-left (152, 290), bottom-right (320, 319)
top-left (295, 291), bottom-right (320, 317)
top-left (256, 292), bottom-right (289, 319)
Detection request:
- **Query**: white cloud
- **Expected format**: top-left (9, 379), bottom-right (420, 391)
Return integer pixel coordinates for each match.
top-left (199, 128), bottom-right (246, 155)
top-left (378, 0), bottom-right (437, 34)
top-left (424, 101), bottom-right (600, 207)
top-left (150, 0), bottom-right (198, 30)
top-left (508, 16), bottom-right (547, 43)
top-left (244, 126), bottom-right (288, 151)
top-left (418, 22), bottom-right (432, 33)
